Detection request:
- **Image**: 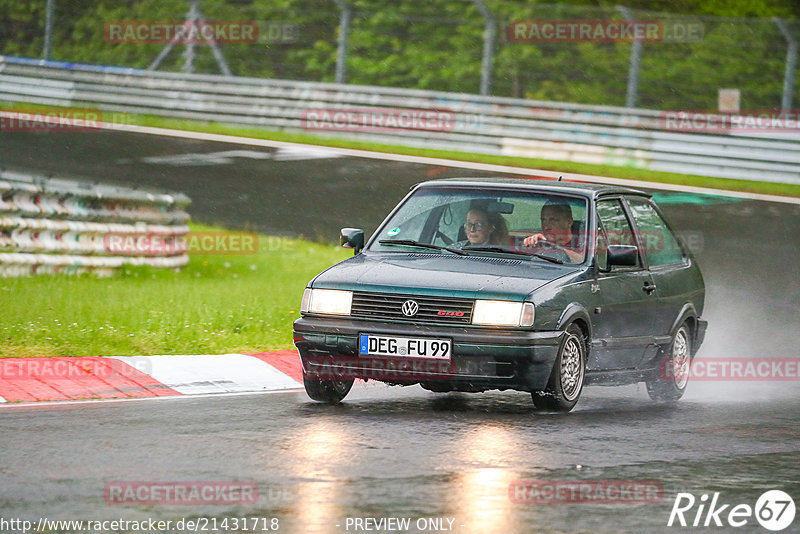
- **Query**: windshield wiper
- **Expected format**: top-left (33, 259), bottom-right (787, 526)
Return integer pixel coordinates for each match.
top-left (462, 245), bottom-right (564, 264)
top-left (378, 239), bottom-right (467, 256)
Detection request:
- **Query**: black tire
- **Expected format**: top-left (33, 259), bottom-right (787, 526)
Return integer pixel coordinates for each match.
top-left (646, 324), bottom-right (691, 402)
top-left (303, 374), bottom-right (354, 404)
top-left (532, 324), bottom-right (586, 413)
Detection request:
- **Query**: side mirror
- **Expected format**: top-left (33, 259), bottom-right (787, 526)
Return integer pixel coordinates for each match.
top-left (607, 244), bottom-right (638, 267)
top-left (340, 228), bottom-right (364, 254)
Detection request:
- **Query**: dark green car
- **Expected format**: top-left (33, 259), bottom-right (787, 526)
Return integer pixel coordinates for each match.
top-left (293, 178), bottom-right (707, 412)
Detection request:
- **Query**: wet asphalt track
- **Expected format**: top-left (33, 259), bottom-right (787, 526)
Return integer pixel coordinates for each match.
top-left (1, 130), bottom-right (800, 533)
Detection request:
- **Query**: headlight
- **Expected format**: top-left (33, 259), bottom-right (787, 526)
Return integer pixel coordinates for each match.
top-left (472, 300), bottom-right (534, 327)
top-left (301, 288), bottom-right (352, 315)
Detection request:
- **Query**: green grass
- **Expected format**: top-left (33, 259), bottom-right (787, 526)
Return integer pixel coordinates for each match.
top-left (0, 225), bottom-right (350, 357)
top-left (5, 101), bottom-right (800, 199)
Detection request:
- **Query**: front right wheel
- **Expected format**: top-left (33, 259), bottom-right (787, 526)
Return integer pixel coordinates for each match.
top-left (532, 323), bottom-right (586, 413)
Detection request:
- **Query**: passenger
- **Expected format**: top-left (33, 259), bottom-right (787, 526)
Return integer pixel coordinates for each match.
top-left (458, 208), bottom-right (508, 247)
top-left (523, 202), bottom-right (584, 263)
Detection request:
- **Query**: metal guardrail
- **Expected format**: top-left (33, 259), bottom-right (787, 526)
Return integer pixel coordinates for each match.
top-left (0, 169), bottom-right (191, 276)
top-left (1, 55), bottom-right (799, 184)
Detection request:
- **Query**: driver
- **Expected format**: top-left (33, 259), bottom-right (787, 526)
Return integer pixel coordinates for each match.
top-left (523, 201), bottom-right (584, 263)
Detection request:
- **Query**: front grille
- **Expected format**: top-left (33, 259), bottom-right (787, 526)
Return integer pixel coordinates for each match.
top-left (351, 292), bottom-right (474, 324)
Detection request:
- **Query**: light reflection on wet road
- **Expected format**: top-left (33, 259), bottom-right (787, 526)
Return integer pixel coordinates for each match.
top-left (1, 385), bottom-right (799, 533)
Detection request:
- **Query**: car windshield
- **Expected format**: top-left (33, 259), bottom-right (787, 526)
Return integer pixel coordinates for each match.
top-left (369, 186), bottom-right (588, 264)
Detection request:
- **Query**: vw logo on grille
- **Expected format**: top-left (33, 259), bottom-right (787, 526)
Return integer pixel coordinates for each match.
top-left (401, 300), bottom-right (419, 317)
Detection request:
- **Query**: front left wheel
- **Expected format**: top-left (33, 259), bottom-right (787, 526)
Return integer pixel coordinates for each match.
top-left (532, 323), bottom-right (586, 413)
top-left (303, 374), bottom-right (354, 404)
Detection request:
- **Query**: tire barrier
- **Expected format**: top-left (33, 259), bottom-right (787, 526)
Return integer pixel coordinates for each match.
top-left (0, 170), bottom-right (191, 276)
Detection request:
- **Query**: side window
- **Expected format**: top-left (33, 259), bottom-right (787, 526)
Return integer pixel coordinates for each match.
top-left (627, 199), bottom-right (685, 267)
top-left (596, 199), bottom-right (640, 268)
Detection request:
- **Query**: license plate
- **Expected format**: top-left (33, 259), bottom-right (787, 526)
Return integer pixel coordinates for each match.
top-left (359, 334), bottom-right (451, 360)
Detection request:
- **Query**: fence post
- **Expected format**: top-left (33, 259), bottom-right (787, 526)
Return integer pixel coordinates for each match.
top-left (43, 0), bottom-right (55, 60)
top-left (473, 0), bottom-right (496, 96)
top-left (616, 5), bottom-right (641, 108)
top-left (774, 18), bottom-right (797, 112)
top-left (333, 0), bottom-right (352, 84)
top-left (182, 0), bottom-right (198, 74)
top-left (149, 0), bottom-right (232, 76)
top-left (194, 0), bottom-right (232, 76)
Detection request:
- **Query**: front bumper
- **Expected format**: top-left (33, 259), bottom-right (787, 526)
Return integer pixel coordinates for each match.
top-left (293, 315), bottom-right (564, 392)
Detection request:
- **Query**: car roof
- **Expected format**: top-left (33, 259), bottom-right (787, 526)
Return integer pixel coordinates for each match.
top-left (415, 177), bottom-right (651, 199)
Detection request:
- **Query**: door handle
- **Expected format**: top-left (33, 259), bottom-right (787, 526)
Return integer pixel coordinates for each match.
top-left (643, 282), bottom-right (657, 294)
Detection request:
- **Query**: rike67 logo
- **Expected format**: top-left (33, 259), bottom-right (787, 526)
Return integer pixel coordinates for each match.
top-left (668, 490), bottom-right (795, 531)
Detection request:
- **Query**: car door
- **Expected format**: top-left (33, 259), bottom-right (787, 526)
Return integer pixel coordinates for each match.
top-left (625, 197), bottom-right (694, 341)
top-left (589, 198), bottom-right (659, 370)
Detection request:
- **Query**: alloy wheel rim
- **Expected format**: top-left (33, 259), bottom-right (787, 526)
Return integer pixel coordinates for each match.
top-left (672, 329), bottom-right (690, 390)
top-left (560, 335), bottom-right (584, 401)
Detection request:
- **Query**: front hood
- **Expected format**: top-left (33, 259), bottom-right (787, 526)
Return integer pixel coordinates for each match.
top-left (311, 252), bottom-right (581, 300)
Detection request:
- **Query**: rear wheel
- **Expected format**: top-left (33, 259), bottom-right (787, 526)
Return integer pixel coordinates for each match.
top-left (646, 324), bottom-right (691, 402)
top-left (532, 324), bottom-right (586, 413)
top-left (303, 374), bottom-right (354, 404)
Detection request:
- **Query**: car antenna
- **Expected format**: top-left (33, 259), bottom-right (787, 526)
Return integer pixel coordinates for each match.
top-left (558, 175), bottom-right (563, 181)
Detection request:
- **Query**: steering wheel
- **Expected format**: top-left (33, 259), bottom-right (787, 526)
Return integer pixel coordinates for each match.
top-left (435, 230), bottom-right (454, 245)
top-left (532, 238), bottom-right (570, 262)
